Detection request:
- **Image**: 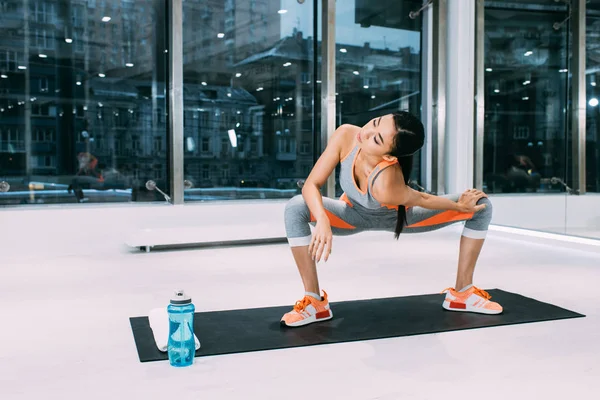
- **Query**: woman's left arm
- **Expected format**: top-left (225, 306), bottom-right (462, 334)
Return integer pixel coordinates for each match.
top-left (372, 170), bottom-right (487, 213)
top-left (404, 189), bottom-right (468, 212)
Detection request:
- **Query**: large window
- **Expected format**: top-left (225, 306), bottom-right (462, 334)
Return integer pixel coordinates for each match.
top-left (483, 1), bottom-right (570, 194)
top-left (334, 0), bottom-right (422, 195)
top-left (181, 0), bottom-right (316, 202)
top-left (587, 2), bottom-right (600, 192)
top-left (0, 0), bottom-right (168, 205)
top-left (564, 0), bottom-right (600, 240)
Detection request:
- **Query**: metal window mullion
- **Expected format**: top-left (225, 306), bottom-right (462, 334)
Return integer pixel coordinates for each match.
top-left (431, 0), bottom-right (447, 194)
top-left (420, 1), bottom-right (433, 191)
top-left (321, 0), bottom-right (336, 198)
top-left (312, 0), bottom-right (318, 166)
top-left (474, 0), bottom-right (485, 190)
top-left (24, 0), bottom-right (32, 176)
top-left (571, 0), bottom-right (586, 194)
top-left (168, 0), bottom-right (184, 204)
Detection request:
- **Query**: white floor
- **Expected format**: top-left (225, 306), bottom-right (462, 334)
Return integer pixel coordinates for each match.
top-left (1, 226), bottom-right (599, 400)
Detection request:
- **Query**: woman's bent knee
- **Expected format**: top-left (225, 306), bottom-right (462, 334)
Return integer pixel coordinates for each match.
top-left (478, 197), bottom-right (493, 219)
top-left (284, 195), bottom-right (308, 218)
top-left (284, 195), bottom-right (311, 241)
top-left (462, 197), bottom-right (492, 239)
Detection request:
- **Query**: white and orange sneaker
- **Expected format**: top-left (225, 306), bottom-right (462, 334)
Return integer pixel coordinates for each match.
top-left (442, 285), bottom-right (503, 314)
top-left (280, 291), bottom-right (333, 327)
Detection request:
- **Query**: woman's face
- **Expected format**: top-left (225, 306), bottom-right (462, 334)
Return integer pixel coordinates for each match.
top-left (356, 114), bottom-right (397, 159)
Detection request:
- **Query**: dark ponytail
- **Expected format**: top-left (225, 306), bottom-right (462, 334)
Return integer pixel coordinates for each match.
top-left (394, 155), bottom-right (413, 239)
top-left (389, 112), bottom-right (425, 240)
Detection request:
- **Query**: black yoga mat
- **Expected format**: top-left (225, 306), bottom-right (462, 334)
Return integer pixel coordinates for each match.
top-left (129, 289), bottom-right (584, 362)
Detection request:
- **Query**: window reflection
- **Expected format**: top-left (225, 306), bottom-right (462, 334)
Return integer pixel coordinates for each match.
top-left (335, 0), bottom-right (422, 196)
top-left (483, 1), bottom-right (570, 194)
top-left (182, 0), bottom-right (316, 202)
top-left (0, 0), bottom-right (168, 205)
top-left (587, 4), bottom-right (600, 192)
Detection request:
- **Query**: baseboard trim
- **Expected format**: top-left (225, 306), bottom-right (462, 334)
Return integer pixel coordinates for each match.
top-left (127, 223), bottom-right (600, 254)
top-left (488, 224), bottom-right (600, 254)
top-left (489, 225), bottom-right (600, 246)
top-left (130, 236), bottom-right (288, 253)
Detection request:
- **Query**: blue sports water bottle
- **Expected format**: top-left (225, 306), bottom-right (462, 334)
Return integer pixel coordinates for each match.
top-left (167, 290), bottom-right (196, 367)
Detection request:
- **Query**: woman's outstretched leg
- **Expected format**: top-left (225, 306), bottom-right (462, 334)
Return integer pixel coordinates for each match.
top-left (402, 195), bottom-right (502, 314)
top-left (444, 195), bottom-right (493, 291)
top-left (444, 197), bottom-right (502, 314)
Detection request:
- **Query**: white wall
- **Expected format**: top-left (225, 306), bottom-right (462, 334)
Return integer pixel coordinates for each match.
top-left (490, 194), bottom-right (568, 232)
top-left (490, 193), bottom-right (600, 237)
top-left (0, 200), bottom-right (288, 258)
top-left (2, 193), bottom-right (599, 259)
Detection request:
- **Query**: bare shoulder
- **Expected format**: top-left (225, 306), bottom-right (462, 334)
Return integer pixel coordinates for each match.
top-left (371, 164), bottom-right (406, 205)
top-left (332, 124), bottom-right (360, 159)
top-left (331, 124), bottom-right (359, 143)
top-left (305, 124), bottom-right (360, 188)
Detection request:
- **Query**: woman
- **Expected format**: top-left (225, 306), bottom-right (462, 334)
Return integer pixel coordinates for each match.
top-left (281, 111), bottom-right (502, 328)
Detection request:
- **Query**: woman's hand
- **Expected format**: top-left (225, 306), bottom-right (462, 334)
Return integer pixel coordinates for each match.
top-left (308, 218), bottom-right (333, 263)
top-left (457, 189), bottom-right (488, 213)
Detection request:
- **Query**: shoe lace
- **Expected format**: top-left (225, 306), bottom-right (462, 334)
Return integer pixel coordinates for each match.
top-left (293, 297), bottom-right (312, 313)
top-left (440, 286), bottom-right (492, 300)
top-left (473, 287), bottom-right (492, 300)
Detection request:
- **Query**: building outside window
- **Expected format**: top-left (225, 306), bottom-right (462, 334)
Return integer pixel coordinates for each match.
top-left (0, 0), bottom-right (168, 205)
top-left (334, 0), bottom-right (423, 195)
top-left (483, 0), bottom-right (570, 194)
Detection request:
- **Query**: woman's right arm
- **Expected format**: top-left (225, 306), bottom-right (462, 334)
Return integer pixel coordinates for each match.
top-left (301, 125), bottom-right (351, 222)
top-left (302, 125), bottom-right (353, 261)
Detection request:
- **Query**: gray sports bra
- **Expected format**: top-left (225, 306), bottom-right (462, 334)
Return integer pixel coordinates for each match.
top-left (338, 145), bottom-right (398, 210)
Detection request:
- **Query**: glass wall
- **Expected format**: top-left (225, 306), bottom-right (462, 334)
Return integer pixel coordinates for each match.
top-left (334, 0), bottom-right (422, 196)
top-left (586, 1), bottom-right (600, 193)
top-left (181, 0), bottom-right (317, 202)
top-left (481, 0), bottom-right (572, 235)
top-left (565, 0), bottom-right (600, 240)
top-left (0, 0), bottom-right (424, 207)
top-left (483, 0), bottom-right (570, 196)
top-left (4, 0), bottom-right (594, 229)
top-left (483, 0), bottom-right (600, 239)
top-left (0, 0), bottom-right (168, 205)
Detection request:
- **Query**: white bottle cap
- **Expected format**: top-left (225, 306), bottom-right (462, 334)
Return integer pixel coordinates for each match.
top-left (170, 290), bottom-right (192, 305)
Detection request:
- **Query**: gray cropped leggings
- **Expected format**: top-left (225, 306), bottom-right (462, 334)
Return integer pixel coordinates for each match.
top-left (284, 194), bottom-right (493, 247)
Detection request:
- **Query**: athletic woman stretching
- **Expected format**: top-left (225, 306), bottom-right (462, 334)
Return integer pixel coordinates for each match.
top-left (281, 111), bottom-right (502, 327)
